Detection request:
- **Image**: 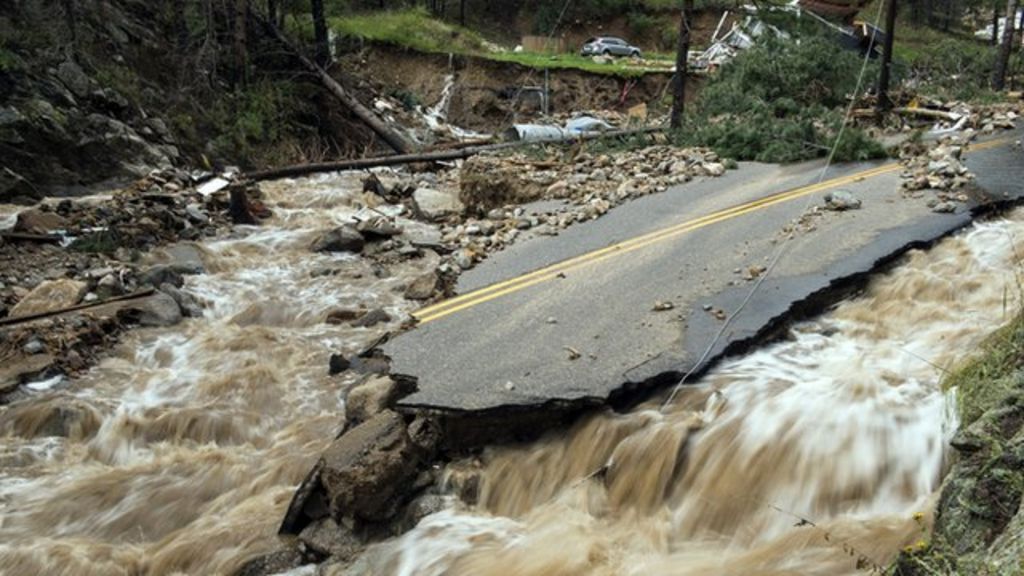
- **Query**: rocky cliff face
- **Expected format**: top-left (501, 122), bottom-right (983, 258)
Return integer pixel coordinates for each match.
top-left (1, 1), bottom-right (182, 204)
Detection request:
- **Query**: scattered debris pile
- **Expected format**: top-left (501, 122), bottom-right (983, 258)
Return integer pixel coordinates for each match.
top-left (895, 101), bottom-right (1020, 213)
top-left (0, 169), bottom-right (272, 401)
top-left (447, 145), bottom-right (725, 269)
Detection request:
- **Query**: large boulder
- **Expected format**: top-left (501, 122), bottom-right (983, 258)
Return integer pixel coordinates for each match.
top-left (13, 209), bottom-right (67, 235)
top-left (312, 225), bottom-right (366, 253)
top-left (159, 283), bottom-right (203, 318)
top-left (824, 190), bottom-right (862, 211)
top-left (319, 410), bottom-right (421, 523)
top-left (0, 396), bottom-right (102, 440)
top-left (134, 291), bottom-right (183, 327)
top-left (412, 188), bottom-right (464, 221)
top-left (403, 271), bottom-right (438, 300)
top-left (297, 517), bottom-right (362, 560)
top-left (9, 279), bottom-right (88, 317)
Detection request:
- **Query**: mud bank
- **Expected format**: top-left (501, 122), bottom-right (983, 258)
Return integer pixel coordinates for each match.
top-left (337, 43), bottom-right (686, 133)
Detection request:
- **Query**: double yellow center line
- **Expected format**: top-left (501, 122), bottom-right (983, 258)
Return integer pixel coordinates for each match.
top-left (414, 136), bottom-right (1015, 325)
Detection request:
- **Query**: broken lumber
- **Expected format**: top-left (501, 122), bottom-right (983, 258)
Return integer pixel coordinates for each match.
top-left (245, 126), bottom-right (665, 181)
top-left (255, 12), bottom-right (414, 155)
top-left (894, 107), bottom-right (961, 122)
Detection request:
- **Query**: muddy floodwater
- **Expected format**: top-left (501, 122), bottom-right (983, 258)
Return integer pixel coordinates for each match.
top-left (0, 173), bottom-right (434, 575)
top-left (1, 170), bottom-right (1023, 575)
top-left (365, 210), bottom-right (1024, 576)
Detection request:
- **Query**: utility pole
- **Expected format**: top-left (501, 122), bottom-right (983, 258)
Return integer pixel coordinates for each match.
top-left (670, 0), bottom-right (693, 129)
top-left (877, 0), bottom-right (898, 113)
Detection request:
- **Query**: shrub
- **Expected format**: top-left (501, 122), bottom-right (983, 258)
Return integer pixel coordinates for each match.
top-left (676, 34), bottom-right (886, 163)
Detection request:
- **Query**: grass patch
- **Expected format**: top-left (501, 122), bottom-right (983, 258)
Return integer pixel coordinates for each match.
top-left (486, 51), bottom-right (653, 78)
top-left (329, 8), bottom-right (667, 78)
top-left (329, 8), bottom-right (490, 54)
top-left (943, 311), bottom-right (1024, 426)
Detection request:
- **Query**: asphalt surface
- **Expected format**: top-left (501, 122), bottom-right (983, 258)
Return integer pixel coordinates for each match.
top-left (386, 130), bottom-right (1024, 413)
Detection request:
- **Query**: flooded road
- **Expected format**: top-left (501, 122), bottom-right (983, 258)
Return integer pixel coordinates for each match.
top-left (364, 210), bottom-right (1024, 576)
top-left (1, 169), bottom-right (1022, 576)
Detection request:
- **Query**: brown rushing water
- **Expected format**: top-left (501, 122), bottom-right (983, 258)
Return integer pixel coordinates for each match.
top-left (0, 173), bottom-right (436, 575)
top-left (355, 210), bottom-right (1024, 576)
top-left (2, 173), bottom-right (1023, 575)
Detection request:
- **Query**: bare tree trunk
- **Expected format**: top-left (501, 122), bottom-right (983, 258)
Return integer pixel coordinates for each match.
top-left (993, 0), bottom-right (1019, 89)
top-left (460, 0), bottom-right (466, 25)
top-left (669, 0), bottom-right (692, 130)
top-left (268, 0), bottom-right (277, 25)
top-left (878, 0), bottom-right (898, 112)
top-left (312, 0), bottom-right (330, 68)
top-left (993, 2), bottom-right (1001, 46)
top-left (233, 0), bottom-right (248, 88)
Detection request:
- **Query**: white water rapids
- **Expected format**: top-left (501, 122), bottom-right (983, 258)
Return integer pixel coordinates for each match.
top-left (1, 171), bottom-right (1022, 575)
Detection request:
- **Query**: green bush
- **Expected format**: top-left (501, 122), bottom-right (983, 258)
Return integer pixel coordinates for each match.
top-left (208, 80), bottom-right (298, 163)
top-left (899, 36), bottom-right (997, 101)
top-left (627, 11), bottom-right (659, 39)
top-left (676, 35), bottom-right (886, 164)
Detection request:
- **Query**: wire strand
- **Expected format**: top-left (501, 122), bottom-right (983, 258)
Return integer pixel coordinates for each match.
top-left (661, 1), bottom-right (887, 411)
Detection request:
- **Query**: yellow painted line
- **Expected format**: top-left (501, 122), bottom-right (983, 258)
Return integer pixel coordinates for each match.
top-left (416, 136), bottom-right (1015, 324)
top-left (970, 136), bottom-right (1014, 152)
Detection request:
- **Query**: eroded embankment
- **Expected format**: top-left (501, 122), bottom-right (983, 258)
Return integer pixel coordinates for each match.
top-left (317, 209), bottom-right (1024, 576)
top-left (337, 43), bottom-right (684, 132)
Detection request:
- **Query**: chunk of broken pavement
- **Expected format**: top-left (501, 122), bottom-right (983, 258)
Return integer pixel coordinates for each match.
top-left (9, 279), bottom-right (88, 317)
top-left (312, 224), bottom-right (366, 254)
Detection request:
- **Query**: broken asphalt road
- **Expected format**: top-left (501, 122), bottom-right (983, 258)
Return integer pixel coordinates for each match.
top-left (385, 132), bottom-right (1024, 420)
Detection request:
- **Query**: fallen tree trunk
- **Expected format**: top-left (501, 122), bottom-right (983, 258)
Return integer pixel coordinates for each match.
top-left (0, 289), bottom-right (155, 328)
top-left (893, 107), bottom-right (961, 122)
top-left (254, 11), bottom-right (414, 155)
top-left (245, 127), bottom-right (665, 181)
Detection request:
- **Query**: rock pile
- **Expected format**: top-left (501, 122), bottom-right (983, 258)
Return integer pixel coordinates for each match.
top-left (431, 145), bottom-right (727, 271)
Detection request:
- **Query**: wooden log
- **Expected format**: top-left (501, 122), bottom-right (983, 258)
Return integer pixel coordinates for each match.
top-left (245, 127), bottom-right (665, 182)
top-left (254, 11), bottom-right (415, 155)
top-left (893, 107), bottom-right (961, 122)
top-left (0, 289), bottom-right (155, 328)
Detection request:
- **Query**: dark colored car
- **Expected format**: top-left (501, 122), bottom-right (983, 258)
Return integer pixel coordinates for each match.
top-left (580, 37), bottom-right (642, 58)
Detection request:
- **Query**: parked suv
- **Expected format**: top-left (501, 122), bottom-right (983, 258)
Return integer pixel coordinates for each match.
top-left (580, 37), bottom-right (642, 58)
